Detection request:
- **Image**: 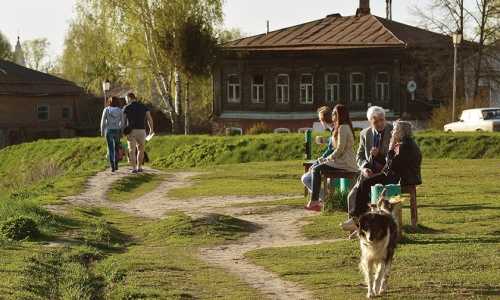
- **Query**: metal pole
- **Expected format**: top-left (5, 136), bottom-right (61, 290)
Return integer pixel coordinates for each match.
top-left (452, 44), bottom-right (458, 122)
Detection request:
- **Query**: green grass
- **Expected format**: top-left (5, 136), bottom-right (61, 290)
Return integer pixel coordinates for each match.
top-left (168, 161), bottom-right (303, 198)
top-left (245, 159), bottom-right (500, 299)
top-left (106, 173), bottom-right (166, 203)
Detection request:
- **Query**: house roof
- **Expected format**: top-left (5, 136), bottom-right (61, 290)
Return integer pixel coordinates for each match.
top-left (0, 59), bottom-right (83, 96)
top-left (223, 14), bottom-right (453, 51)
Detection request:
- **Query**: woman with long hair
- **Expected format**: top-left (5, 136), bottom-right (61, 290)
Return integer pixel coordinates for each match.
top-left (306, 104), bottom-right (358, 211)
top-left (100, 97), bottom-right (124, 172)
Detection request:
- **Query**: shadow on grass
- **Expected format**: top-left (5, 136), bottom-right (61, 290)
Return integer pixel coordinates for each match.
top-left (401, 234), bottom-right (500, 245)
top-left (418, 203), bottom-right (500, 212)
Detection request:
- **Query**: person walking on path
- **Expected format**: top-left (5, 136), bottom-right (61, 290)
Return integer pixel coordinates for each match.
top-left (123, 92), bottom-right (154, 173)
top-left (100, 96), bottom-right (124, 172)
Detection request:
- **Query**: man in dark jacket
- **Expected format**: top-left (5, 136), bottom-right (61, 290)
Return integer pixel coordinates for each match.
top-left (347, 121), bottom-right (422, 228)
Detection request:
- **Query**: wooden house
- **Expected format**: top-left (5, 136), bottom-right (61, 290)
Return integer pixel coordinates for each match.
top-left (212, 0), bottom-right (471, 133)
top-left (0, 59), bottom-right (101, 148)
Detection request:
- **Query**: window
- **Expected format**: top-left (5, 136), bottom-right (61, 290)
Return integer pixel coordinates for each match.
top-left (350, 72), bottom-right (365, 102)
top-left (300, 74), bottom-right (314, 104)
top-left (325, 73), bottom-right (340, 103)
top-left (227, 74), bottom-right (241, 103)
top-left (251, 74), bottom-right (265, 104)
top-left (62, 107), bottom-right (72, 120)
top-left (376, 72), bottom-right (390, 102)
top-left (276, 74), bottom-right (289, 104)
top-left (37, 105), bottom-right (49, 121)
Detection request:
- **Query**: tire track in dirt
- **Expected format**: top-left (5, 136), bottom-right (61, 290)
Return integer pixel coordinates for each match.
top-left (57, 168), bottom-right (343, 300)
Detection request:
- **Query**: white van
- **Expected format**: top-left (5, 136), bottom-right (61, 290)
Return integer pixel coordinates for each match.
top-left (444, 108), bottom-right (500, 132)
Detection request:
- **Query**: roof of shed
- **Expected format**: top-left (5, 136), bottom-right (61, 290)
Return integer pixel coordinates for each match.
top-left (223, 14), bottom-right (453, 51)
top-left (0, 59), bottom-right (83, 96)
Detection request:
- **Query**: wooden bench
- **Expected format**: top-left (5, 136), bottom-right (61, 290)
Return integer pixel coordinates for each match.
top-left (303, 161), bottom-right (358, 197)
top-left (402, 185), bottom-right (418, 228)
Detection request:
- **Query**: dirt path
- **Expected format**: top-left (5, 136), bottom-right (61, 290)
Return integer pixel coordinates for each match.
top-left (59, 168), bottom-right (343, 300)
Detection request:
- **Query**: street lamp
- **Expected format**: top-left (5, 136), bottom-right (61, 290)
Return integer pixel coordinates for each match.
top-left (102, 80), bottom-right (111, 108)
top-left (452, 31), bottom-right (462, 122)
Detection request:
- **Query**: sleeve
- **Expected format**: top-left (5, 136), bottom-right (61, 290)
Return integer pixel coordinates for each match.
top-left (327, 126), bottom-right (348, 161)
top-left (356, 131), bottom-right (369, 169)
top-left (100, 108), bottom-right (107, 136)
top-left (321, 136), bottom-right (334, 158)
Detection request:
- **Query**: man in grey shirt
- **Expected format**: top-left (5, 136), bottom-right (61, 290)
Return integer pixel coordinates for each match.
top-left (343, 106), bottom-right (393, 230)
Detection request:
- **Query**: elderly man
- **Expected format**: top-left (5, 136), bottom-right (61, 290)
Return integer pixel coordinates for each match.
top-left (342, 106), bottom-right (393, 230)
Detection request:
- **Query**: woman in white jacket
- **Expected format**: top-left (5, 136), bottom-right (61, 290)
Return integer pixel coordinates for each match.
top-left (306, 104), bottom-right (358, 211)
top-left (100, 97), bottom-right (124, 172)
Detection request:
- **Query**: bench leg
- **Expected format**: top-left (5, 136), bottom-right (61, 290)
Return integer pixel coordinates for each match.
top-left (393, 203), bottom-right (403, 240)
top-left (323, 176), bottom-right (329, 200)
top-left (409, 187), bottom-right (418, 228)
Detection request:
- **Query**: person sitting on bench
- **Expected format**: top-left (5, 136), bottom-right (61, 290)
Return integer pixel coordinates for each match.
top-left (342, 106), bottom-right (392, 230)
top-left (343, 120), bottom-right (422, 230)
top-left (305, 104), bottom-right (358, 211)
top-left (301, 106), bottom-right (335, 202)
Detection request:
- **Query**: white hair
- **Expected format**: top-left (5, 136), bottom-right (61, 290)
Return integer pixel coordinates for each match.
top-left (367, 106), bottom-right (386, 120)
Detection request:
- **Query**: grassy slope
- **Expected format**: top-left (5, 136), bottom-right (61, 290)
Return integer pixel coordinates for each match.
top-left (106, 173), bottom-right (167, 203)
top-left (245, 159), bottom-right (500, 299)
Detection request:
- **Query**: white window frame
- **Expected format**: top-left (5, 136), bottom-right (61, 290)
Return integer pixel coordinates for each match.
top-left (276, 74), bottom-right (290, 104)
top-left (325, 73), bottom-right (340, 103)
top-left (300, 73), bottom-right (314, 104)
top-left (251, 74), bottom-right (265, 104)
top-left (376, 72), bottom-right (390, 102)
top-left (36, 104), bottom-right (50, 121)
top-left (350, 72), bottom-right (365, 103)
top-left (227, 74), bottom-right (241, 103)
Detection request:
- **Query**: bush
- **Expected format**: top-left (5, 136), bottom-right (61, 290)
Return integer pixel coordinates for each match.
top-left (248, 122), bottom-right (272, 135)
top-left (323, 190), bottom-right (349, 213)
top-left (0, 216), bottom-right (39, 240)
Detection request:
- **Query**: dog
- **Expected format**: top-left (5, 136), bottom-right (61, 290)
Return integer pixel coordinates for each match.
top-left (357, 190), bottom-right (401, 298)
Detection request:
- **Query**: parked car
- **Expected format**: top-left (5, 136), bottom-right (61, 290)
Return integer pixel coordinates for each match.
top-left (444, 108), bottom-right (500, 132)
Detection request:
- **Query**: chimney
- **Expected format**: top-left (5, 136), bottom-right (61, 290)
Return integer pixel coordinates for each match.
top-left (356, 0), bottom-right (371, 16)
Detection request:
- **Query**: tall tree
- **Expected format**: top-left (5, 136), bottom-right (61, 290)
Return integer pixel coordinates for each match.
top-left (61, 0), bottom-right (222, 134)
top-left (22, 38), bottom-right (53, 72)
top-left (0, 31), bottom-right (12, 60)
top-left (465, 0), bottom-right (499, 98)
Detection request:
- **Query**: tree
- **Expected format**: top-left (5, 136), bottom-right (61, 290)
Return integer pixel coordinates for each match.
top-left (60, 0), bottom-right (223, 134)
top-left (0, 31), bottom-right (12, 60)
top-left (22, 38), bottom-right (53, 72)
top-left (465, 0), bottom-right (499, 98)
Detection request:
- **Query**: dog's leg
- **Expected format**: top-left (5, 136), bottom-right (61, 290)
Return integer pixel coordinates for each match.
top-left (364, 260), bottom-right (375, 298)
top-left (359, 260), bottom-right (373, 298)
top-left (379, 260), bottom-right (392, 295)
top-left (374, 262), bottom-right (386, 296)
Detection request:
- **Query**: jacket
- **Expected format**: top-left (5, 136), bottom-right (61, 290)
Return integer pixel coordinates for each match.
top-left (100, 107), bottom-right (124, 135)
top-left (356, 123), bottom-right (393, 170)
top-left (383, 137), bottom-right (423, 186)
top-left (325, 124), bottom-right (358, 172)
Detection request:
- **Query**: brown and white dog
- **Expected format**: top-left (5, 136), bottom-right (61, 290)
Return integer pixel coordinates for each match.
top-left (357, 191), bottom-right (401, 298)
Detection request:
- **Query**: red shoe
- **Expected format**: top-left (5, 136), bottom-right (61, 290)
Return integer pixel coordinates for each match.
top-left (305, 204), bottom-right (322, 212)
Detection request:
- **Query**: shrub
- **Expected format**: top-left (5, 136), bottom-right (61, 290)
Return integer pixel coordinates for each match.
top-left (0, 216), bottom-right (39, 240)
top-left (323, 190), bottom-right (349, 213)
top-left (248, 122), bottom-right (272, 135)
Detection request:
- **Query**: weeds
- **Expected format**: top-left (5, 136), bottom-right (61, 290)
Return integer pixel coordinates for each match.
top-left (323, 190), bottom-right (349, 213)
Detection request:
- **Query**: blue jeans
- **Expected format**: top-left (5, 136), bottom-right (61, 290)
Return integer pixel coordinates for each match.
top-left (106, 129), bottom-right (121, 171)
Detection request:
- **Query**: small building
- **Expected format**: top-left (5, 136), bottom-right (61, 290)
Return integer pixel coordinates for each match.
top-left (212, 0), bottom-right (471, 133)
top-left (0, 59), bottom-right (101, 148)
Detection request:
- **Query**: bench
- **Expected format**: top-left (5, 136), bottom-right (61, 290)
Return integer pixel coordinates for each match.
top-left (402, 185), bottom-right (418, 228)
top-left (303, 161), bottom-right (359, 197)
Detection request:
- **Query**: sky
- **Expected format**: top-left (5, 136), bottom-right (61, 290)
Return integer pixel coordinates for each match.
top-left (0, 0), bottom-right (422, 59)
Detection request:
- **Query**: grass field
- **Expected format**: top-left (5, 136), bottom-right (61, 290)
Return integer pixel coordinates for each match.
top-left (0, 136), bottom-right (499, 299)
top-left (245, 159), bottom-right (500, 299)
